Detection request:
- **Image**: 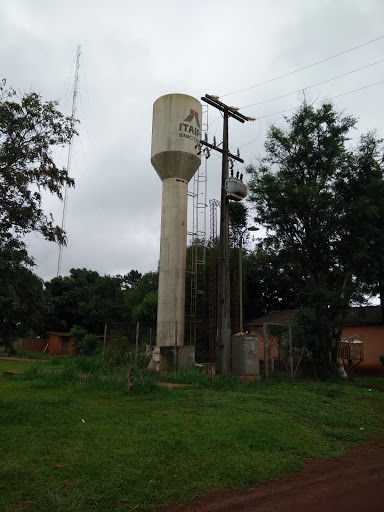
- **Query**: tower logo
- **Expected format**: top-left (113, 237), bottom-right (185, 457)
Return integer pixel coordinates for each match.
top-left (184, 109), bottom-right (200, 129)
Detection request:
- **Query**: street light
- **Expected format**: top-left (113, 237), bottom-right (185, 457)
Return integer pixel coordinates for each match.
top-left (239, 226), bottom-right (259, 333)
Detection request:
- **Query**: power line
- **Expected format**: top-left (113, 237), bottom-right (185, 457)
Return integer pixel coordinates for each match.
top-left (219, 35), bottom-right (384, 99)
top-left (254, 79), bottom-right (384, 120)
top-left (240, 59), bottom-right (384, 109)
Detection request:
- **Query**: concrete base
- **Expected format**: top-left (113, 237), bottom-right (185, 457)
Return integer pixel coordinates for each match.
top-left (196, 363), bottom-right (216, 380)
top-left (147, 345), bottom-right (195, 372)
top-left (238, 375), bottom-right (262, 383)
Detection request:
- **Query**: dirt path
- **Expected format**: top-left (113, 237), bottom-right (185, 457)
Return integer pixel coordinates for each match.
top-left (156, 439), bottom-right (384, 512)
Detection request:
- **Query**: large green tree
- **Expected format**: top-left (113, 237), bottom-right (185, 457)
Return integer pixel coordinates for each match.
top-left (0, 240), bottom-right (47, 350)
top-left (0, 79), bottom-right (76, 246)
top-left (242, 247), bottom-right (306, 322)
top-left (45, 268), bottom-right (127, 333)
top-left (247, 101), bottom-right (384, 377)
top-left (0, 79), bottom-right (77, 348)
top-left (335, 132), bottom-right (384, 316)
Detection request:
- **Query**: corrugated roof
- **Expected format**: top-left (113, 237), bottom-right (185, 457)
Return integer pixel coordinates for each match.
top-left (245, 310), bottom-right (296, 326)
top-left (245, 306), bottom-right (382, 327)
top-left (344, 306), bottom-right (382, 325)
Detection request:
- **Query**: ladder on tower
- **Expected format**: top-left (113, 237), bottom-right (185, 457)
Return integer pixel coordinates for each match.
top-left (186, 104), bottom-right (208, 347)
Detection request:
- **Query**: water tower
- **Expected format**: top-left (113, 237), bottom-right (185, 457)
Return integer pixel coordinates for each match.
top-left (150, 93), bottom-right (202, 370)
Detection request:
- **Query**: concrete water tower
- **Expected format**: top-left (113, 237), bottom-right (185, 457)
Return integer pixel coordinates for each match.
top-left (150, 93), bottom-right (202, 370)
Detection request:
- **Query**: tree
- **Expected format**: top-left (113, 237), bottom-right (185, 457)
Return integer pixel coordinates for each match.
top-left (228, 201), bottom-right (249, 246)
top-left (0, 239), bottom-right (47, 351)
top-left (45, 268), bottom-right (126, 333)
top-left (69, 325), bottom-right (101, 356)
top-left (0, 79), bottom-right (77, 348)
top-left (133, 291), bottom-right (158, 324)
top-left (0, 79), bottom-right (77, 246)
top-left (247, 101), bottom-right (383, 377)
top-left (335, 132), bottom-right (384, 317)
top-left (242, 247), bottom-right (306, 322)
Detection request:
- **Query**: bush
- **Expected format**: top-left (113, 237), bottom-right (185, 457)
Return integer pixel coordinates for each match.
top-left (69, 325), bottom-right (101, 356)
top-left (16, 348), bottom-right (48, 360)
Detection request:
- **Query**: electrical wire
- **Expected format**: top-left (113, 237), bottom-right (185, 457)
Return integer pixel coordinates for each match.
top-left (219, 35), bottom-right (384, 99)
top-left (240, 59), bottom-right (384, 109)
top-left (237, 119), bottom-right (262, 150)
top-left (254, 79), bottom-right (384, 120)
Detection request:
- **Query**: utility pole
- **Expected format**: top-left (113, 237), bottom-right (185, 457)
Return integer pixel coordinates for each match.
top-left (200, 94), bottom-right (254, 374)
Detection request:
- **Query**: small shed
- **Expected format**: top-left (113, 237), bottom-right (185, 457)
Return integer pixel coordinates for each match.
top-left (47, 332), bottom-right (74, 355)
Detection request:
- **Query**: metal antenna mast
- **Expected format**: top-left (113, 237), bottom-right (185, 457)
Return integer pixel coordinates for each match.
top-left (57, 44), bottom-right (81, 277)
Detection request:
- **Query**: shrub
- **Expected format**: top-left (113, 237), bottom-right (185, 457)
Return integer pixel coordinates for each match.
top-left (69, 325), bottom-right (101, 356)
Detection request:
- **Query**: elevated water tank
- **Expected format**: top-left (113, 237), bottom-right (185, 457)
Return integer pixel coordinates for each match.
top-left (151, 94), bottom-right (202, 359)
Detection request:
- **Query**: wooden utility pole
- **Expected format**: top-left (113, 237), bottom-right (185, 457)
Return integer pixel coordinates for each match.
top-left (200, 95), bottom-right (254, 374)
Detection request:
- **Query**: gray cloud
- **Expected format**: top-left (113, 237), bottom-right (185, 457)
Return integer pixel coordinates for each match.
top-left (1, 0), bottom-right (383, 282)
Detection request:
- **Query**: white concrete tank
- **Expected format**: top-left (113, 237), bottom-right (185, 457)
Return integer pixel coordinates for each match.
top-left (151, 94), bottom-right (202, 352)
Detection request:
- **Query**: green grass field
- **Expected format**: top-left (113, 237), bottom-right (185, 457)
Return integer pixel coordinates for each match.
top-left (1, 357), bottom-right (383, 512)
top-left (0, 359), bottom-right (40, 373)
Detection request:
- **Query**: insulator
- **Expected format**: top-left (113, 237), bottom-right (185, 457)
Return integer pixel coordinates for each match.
top-left (237, 148), bottom-right (240, 158)
top-left (204, 132), bottom-right (208, 142)
top-left (213, 136), bottom-right (217, 146)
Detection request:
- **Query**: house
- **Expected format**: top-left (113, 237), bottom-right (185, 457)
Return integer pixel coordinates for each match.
top-left (245, 306), bottom-right (384, 373)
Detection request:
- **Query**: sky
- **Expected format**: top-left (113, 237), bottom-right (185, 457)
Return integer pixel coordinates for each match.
top-left (1, 0), bottom-right (384, 283)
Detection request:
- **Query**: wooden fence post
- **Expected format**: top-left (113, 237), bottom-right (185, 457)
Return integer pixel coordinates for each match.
top-left (263, 323), bottom-right (268, 378)
top-left (127, 365), bottom-right (134, 392)
top-left (135, 322), bottom-right (139, 367)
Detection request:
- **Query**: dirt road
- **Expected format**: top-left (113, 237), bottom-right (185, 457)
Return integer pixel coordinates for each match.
top-left (156, 439), bottom-right (384, 512)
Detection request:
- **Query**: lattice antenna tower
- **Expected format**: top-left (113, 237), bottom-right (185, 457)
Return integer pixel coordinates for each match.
top-left (57, 44), bottom-right (81, 277)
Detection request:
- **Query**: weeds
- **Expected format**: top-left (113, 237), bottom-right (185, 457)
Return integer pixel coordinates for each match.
top-left (1, 362), bottom-right (383, 512)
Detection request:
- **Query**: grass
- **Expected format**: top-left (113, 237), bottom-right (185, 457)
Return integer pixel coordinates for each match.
top-left (1, 357), bottom-right (383, 512)
top-left (0, 359), bottom-right (40, 373)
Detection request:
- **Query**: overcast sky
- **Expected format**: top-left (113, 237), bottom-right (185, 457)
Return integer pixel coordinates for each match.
top-left (1, 0), bottom-right (383, 282)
